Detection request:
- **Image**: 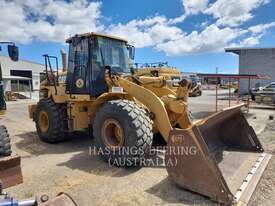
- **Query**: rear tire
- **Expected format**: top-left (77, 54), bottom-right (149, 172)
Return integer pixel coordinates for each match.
top-left (93, 100), bottom-right (153, 165)
top-left (34, 99), bottom-right (68, 143)
top-left (0, 125), bottom-right (11, 157)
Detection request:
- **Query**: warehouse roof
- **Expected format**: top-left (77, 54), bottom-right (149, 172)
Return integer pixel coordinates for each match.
top-left (197, 73), bottom-right (270, 79)
top-left (0, 55), bottom-right (44, 66)
top-left (225, 47), bottom-right (275, 54)
top-left (3, 75), bottom-right (31, 80)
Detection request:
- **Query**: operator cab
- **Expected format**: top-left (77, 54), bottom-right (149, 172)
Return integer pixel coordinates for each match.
top-left (65, 33), bottom-right (135, 97)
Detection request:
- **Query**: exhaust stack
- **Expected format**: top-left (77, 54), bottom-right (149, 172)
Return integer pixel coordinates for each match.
top-left (60, 49), bottom-right (67, 72)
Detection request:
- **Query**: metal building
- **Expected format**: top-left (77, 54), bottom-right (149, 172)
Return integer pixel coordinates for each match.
top-left (0, 55), bottom-right (44, 100)
top-left (225, 47), bottom-right (275, 94)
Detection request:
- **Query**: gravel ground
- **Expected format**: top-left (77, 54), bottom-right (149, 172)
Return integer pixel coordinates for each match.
top-left (2, 90), bottom-right (275, 206)
top-left (249, 120), bottom-right (275, 206)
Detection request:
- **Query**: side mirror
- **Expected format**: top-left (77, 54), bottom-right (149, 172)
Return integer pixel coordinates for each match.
top-left (8, 45), bottom-right (19, 61)
top-left (127, 45), bottom-right (135, 60)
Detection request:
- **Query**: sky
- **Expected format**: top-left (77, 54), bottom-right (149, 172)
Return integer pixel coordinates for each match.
top-left (0, 0), bottom-right (275, 73)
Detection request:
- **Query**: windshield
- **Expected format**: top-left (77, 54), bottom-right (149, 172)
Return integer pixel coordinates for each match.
top-left (96, 36), bottom-right (130, 73)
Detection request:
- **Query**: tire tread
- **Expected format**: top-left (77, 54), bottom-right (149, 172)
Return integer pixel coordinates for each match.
top-left (93, 99), bottom-right (153, 161)
top-left (0, 125), bottom-right (11, 157)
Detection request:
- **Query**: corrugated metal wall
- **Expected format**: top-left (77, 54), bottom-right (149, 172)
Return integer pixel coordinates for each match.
top-left (238, 48), bottom-right (275, 93)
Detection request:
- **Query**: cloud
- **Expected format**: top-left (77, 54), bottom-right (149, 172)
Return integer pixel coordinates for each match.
top-left (240, 36), bottom-right (262, 46)
top-left (166, 0), bottom-right (209, 24)
top-left (228, 22), bottom-right (275, 47)
top-left (155, 24), bottom-right (246, 55)
top-left (0, 0), bottom-right (102, 43)
top-left (108, 14), bottom-right (253, 56)
top-left (167, 15), bottom-right (186, 25)
top-left (108, 16), bottom-right (183, 48)
top-left (229, 34), bottom-right (264, 48)
top-left (183, 0), bottom-right (209, 15)
top-left (0, 1), bottom-right (30, 43)
top-left (249, 22), bottom-right (275, 34)
top-left (0, 0), bottom-right (274, 57)
top-left (204, 0), bottom-right (270, 27)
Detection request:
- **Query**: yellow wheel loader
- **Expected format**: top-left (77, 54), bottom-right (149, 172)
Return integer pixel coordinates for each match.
top-left (28, 33), bottom-right (271, 205)
top-left (133, 62), bottom-right (182, 93)
top-left (134, 62), bottom-right (202, 97)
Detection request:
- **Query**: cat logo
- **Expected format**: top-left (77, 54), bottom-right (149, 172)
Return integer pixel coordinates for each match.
top-left (75, 78), bottom-right (84, 88)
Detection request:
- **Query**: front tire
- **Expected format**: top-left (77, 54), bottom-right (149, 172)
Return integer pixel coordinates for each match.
top-left (93, 100), bottom-right (153, 165)
top-left (34, 99), bottom-right (68, 143)
top-left (197, 90), bottom-right (202, 96)
top-left (0, 125), bottom-right (11, 157)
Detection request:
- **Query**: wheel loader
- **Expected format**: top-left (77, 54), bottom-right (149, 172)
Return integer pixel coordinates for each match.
top-left (134, 62), bottom-right (202, 97)
top-left (133, 62), bottom-right (181, 93)
top-left (28, 32), bottom-right (271, 205)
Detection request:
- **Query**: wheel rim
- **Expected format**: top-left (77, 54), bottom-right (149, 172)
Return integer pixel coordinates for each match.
top-left (39, 111), bottom-right (49, 133)
top-left (101, 119), bottom-right (124, 148)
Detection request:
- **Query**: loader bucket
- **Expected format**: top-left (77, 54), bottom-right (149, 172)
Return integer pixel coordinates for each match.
top-left (165, 104), bottom-right (271, 205)
top-left (0, 155), bottom-right (23, 188)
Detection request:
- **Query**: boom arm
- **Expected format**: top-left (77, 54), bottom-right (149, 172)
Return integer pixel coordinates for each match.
top-left (117, 77), bottom-right (173, 141)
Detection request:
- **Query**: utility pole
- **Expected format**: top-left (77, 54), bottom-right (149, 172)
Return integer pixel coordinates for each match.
top-left (215, 67), bottom-right (218, 112)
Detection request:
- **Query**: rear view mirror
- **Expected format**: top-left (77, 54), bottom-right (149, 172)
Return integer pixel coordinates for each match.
top-left (127, 45), bottom-right (135, 60)
top-left (8, 45), bottom-right (19, 61)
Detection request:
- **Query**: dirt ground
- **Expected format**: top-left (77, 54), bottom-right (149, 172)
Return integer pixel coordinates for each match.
top-left (249, 120), bottom-right (275, 206)
top-left (3, 90), bottom-right (275, 206)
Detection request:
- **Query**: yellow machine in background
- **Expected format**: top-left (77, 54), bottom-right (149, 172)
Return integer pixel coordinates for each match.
top-left (134, 62), bottom-right (202, 97)
top-left (28, 32), bottom-right (270, 205)
top-left (133, 62), bottom-right (183, 93)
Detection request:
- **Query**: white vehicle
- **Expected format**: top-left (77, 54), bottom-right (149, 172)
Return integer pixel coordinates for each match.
top-left (261, 82), bottom-right (275, 91)
top-left (251, 82), bottom-right (275, 100)
top-left (254, 82), bottom-right (275, 104)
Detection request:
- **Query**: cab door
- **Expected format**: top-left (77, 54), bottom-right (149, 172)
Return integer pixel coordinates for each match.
top-left (89, 38), bottom-right (108, 97)
top-left (66, 37), bottom-right (91, 95)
